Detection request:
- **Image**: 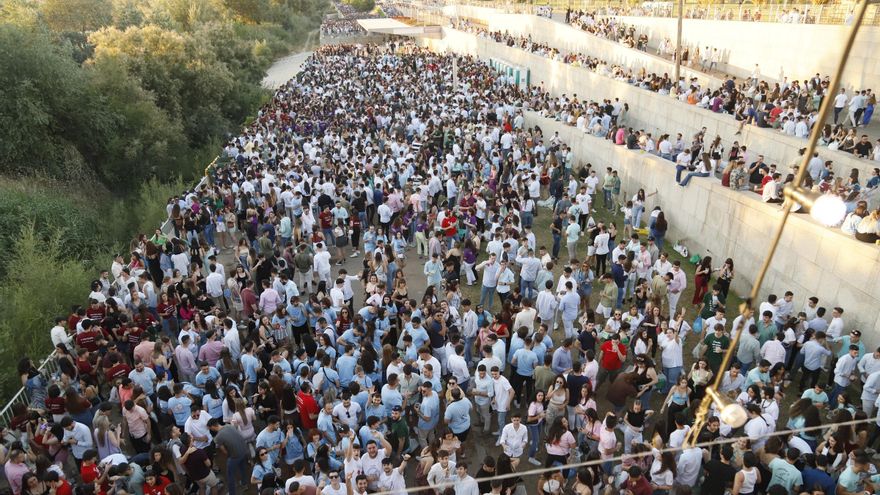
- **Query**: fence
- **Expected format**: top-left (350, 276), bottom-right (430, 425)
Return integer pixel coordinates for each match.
top-left (0, 158), bottom-right (219, 428)
top-left (0, 351), bottom-right (60, 428)
top-left (430, 0), bottom-right (880, 26)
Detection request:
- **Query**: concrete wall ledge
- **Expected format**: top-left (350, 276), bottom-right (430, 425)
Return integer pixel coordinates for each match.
top-left (429, 27), bottom-right (880, 190)
top-left (522, 109), bottom-right (880, 347)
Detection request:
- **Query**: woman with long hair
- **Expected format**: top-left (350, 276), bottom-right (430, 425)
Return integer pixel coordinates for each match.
top-left (717, 258), bottom-right (735, 300)
top-left (544, 417), bottom-right (576, 474)
top-left (691, 256), bottom-right (713, 306)
top-left (545, 374), bottom-right (569, 427)
top-left (526, 390), bottom-right (546, 466)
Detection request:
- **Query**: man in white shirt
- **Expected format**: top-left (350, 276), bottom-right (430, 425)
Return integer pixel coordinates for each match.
top-left (454, 463), bottom-right (480, 495)
top-left (761, 332), bottom-right (786, 367)
top-left (833, 88), bottom-right (848, 124)
top-left (831, 344), bottom-right (860, 404)
top-left (377, 455), bottom-right (409, 495)
top-left (498, 414), bottom-right (528, 466)
top-left (743, 403), bottom-right (772, 451)
top-left (426, 450), bottom-right (457, 489)
top-left (667, 262), bottom-right (687, 316)
top-left (858, 347), bottom-right (880, 381)
top-left (50, 317), bottom-right (72, 351)
top-left (676, 446), bottom-right (703, 487)
top-left (204, 264), bottom-right (225, 310)
top-left (652, 252), bottom-right (672, 277)
top-left (184, 408), bottom-right (212, 450)
top-left (313, 243), bottom-right (332, 286)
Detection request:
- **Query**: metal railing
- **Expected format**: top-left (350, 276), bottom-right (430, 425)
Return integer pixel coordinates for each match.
top-left (431, 0), bottom-right (880, 26)
top-left (0, 158), bottom-right (219, 427)
top-left (0, 351), bottom-right (60, 427)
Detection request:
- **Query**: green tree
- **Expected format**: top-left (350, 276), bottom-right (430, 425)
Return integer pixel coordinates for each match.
top-left (86, 56), bottom-right (190, 186)
top-left (0, 224), bottom-right (97, 395)
top-left (0, 24), bottom-right (110, 181)
top-left (41, 0), bottom-right (113, 35)
top-left (89, 25), bottom-right (236, 145)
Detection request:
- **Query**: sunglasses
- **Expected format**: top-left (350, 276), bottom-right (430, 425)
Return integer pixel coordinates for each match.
top-left (329, 475), bottom-right (339, 479)
top-left (260, 452), bottom-right (268, 456)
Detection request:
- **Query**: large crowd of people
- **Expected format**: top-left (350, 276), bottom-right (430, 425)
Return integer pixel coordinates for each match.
top-left (4, 39), bottom-right (880, 495)
top-left (456, 21), bottom-right (880, 240)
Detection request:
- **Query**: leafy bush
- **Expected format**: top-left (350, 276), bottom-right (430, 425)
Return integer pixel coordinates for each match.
top-left (0, 224), bottom-right (98, 396)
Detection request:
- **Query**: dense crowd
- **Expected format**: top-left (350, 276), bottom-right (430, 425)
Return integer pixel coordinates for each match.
top-left (321, 20), bottom-right (367, 37)
top-left (560, 10), bottom-right (878, 142)
top-left (5, 40), bottom-right (880, 495)
top-left (457, 21), bottom-right (880, 240)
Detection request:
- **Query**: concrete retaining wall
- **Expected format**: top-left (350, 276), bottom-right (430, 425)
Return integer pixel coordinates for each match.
top-left (524, 110), bottom-right (880, 348)
top-left (421, 27), bottom-right (880, 192)
top-left (615, 15), bottom-right (880, 90)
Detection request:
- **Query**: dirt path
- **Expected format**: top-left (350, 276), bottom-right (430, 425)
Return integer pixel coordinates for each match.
top-left (261, 30), bottom-right (318, 89)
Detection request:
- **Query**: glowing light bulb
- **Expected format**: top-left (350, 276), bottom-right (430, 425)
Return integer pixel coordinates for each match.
top-left (719, 403), bottom-right (748, 428)
top-left (810, 194), bottom-right (847, 226)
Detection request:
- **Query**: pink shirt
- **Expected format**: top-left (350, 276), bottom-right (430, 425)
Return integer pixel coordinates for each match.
top-left (599, 427), bottom-right (618, 459)
top-left (546, 431), bottom-right (576, 456)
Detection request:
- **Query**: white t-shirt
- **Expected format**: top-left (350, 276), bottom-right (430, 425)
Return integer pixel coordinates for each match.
top-left (378, 467), bottom-right (407, 495)
top-left (834, 93), bottom-right (848, 108)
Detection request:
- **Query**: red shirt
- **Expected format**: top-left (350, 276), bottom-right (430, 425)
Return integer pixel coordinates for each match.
top-left (319, 210), bottom-right (333, 229)
top-left (142, 476), bottom-right (171, 495)
top-left (75, 330), bottom-right (100, 352)
top-left (81, 463), bottom-right (108, 495)
top-left (599, 340), bottom-right (626, 371)
top-left (45, 396), bottom-right (66, 416)
top-left (441, 215), bottom-right (457, 237)
top-left (625, 476), bottom-right (653, 495)
top-left (105, 362), bottom-right (132, 383)
top-left (54, 479), bottom-right (73, 495)
top-left (297, 391), bottom-right (320, 429)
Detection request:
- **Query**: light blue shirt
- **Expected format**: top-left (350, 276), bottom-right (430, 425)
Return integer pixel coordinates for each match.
top-left (168, 396), bottom-right (193, 426)
top-left (801, 340), bottom-right (832, 371)
top-left (336, 354), bottom-right (358, 386)
top-left (194, 367), bottom-right (221, 390)
top-left (284, 433), bottom-right (304, 464)
top-left (444, 398), bottom-right (473, 433)
top-left (128, 367), bottom-right (157, 395)
top-left (512, 348), bottom-right (538, 377)
top-left (559, 291), bottom-right (580, 320)
top-left (408, 325), bottom-right (430, 350)
top-left (381, 386), bottom-right (403, 416)
top-left (418, 392), bottom-right (440, 430)
top-left (256, 428), bottom-right (285, 465)
top-left (241, 354), bottom-right (260, 384)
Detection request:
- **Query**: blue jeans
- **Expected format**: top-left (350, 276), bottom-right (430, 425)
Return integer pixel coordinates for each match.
top-left (552, 233), bottom-right (562, 259)
top-left (679, 171), bottom-right (709, 186)
top-left (227, 456), bottom-right (249, 495)
top-left (603, 189), bottom-right (613, 209)
top-left (675, 165), bottom-right (688, 183)
top-left (480, 286), bottom-right (496, 311)
top-left (464, 336), bottom-right (476, 366)
top-left (521, 279), bottom-right (536, 300)
top-left (496, 411), bottom-right (507, 435)
top-left (830, 383), bottom-right (847, 404)
top-left (662, 366), bottom-right (682, 393)
top-left (632, 204), bottom-right (644, 229)
top-left (616, 287), bottom-right (624, 308)
top-left (521, 211), bottom-right (534, 229)
top-left (527, 423), bottom-right (542, 458)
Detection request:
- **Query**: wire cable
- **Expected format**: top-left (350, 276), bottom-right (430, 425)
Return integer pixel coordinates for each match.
top-left (366, 414), bottom-right (880, 495)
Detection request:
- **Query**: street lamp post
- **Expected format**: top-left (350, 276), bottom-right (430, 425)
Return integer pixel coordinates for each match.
top-left (674, 0), bottom-right (684, 84)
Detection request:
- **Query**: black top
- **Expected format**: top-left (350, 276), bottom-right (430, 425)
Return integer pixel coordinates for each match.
top-left (701, 460), bottom-right (737, 494)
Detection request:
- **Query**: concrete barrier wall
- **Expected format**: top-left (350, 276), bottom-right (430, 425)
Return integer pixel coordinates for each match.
top-left (423, 28), bottom-right (880, 190)
top-left (615, 16), bottom-right (880, 90)
top-left (320, 34), bottom-right (390, 45)
top-left (523, 110), bottom-right (880, 347)
top-left (458, 11), bottom-right (722, 90)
